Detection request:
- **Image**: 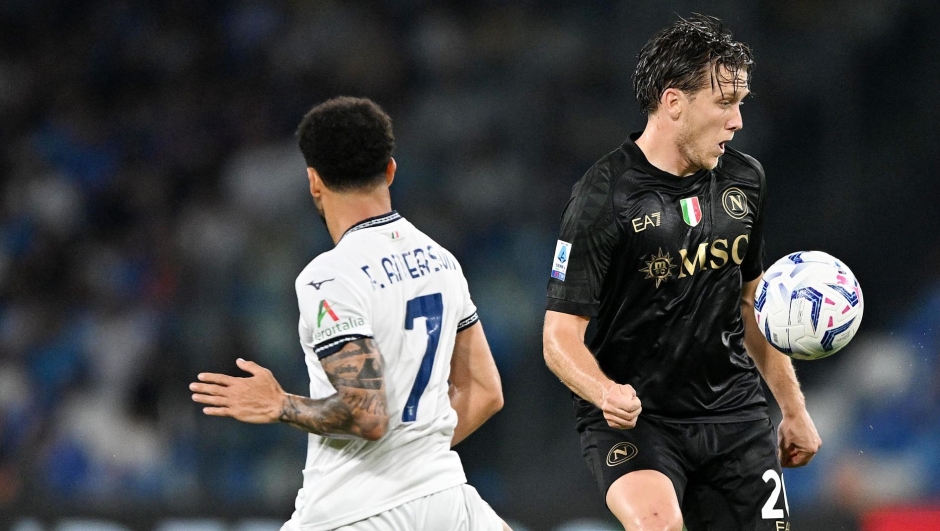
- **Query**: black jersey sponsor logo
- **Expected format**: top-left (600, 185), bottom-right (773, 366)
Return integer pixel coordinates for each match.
top-left (606, 442), bottom-right (639, 466)
top-left (721, 187), bottom-right (749, 219)
top-left (641, 235), bottom-right (749, 285)
top-left (677, 235), bottom-right (749, 278)
top-left (631, 212), bottom-right (662, 233)
top-left (640, 248), bottom-right (677, 288)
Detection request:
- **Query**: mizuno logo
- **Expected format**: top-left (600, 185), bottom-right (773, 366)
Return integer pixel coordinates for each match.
top-left (308, 278), bottom-right (335, 290)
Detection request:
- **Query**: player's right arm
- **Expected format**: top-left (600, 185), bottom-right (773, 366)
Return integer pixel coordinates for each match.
top-left (544, 171), bottom-right (640, 429)
top-left (543, 311), bottom-right (641, 429)
top-left (189, 338), bottom-right (390, 441)
top-left (279, 337), bottom-right (389, 440)
top-left (275, 264), bottom-right (389, 440)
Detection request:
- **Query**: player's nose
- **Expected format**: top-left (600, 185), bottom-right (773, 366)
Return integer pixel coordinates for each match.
top-left (728, 105), bottom-right (743, 131)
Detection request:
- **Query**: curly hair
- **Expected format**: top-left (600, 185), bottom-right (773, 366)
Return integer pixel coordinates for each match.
top-left (296, 97), bottom-right (395, 192)
top-left (633, 14), bottom-right (754, 115)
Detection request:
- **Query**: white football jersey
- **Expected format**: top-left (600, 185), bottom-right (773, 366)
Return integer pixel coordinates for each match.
top-left (283, 211), bottom-right (480, 531)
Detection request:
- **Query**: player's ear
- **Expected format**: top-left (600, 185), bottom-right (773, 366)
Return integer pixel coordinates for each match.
top-left (384, 158), bottom-right (396, 188)
top-left (307, 167), bottom-right (324, 198)
top-left (661, 88), bottom-right (683, 120)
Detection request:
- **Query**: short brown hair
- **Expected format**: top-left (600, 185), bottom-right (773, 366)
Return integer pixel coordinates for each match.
top-left (633, 14), bottom-right (754, 114)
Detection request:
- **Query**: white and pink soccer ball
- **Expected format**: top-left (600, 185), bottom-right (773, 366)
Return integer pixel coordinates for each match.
top-left (754, 251), bottom-right (863, 360)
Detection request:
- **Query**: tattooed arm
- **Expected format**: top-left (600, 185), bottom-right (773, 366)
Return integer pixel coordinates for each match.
top-left (281, 338), bottom-right (389, 440)
top-left (190, 338), bottom-right (390, 441)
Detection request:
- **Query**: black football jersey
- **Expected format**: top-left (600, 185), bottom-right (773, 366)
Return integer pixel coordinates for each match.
top-left (547, 133), bottom-right (769, 422)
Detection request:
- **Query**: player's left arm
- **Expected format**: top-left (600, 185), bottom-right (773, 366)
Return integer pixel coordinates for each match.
top-left (190, 337), bottom-right (390, 441)
top-left (741, 275), bottom-right (822, 468)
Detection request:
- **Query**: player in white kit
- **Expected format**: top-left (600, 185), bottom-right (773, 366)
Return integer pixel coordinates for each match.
top-left (190, 97), bottom-right (511, 531)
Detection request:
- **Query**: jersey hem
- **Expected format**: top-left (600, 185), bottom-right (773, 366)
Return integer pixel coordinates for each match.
top-left (285, 476), bottom-right (467, 531)
top-left (575, 395), bottom-right (769, 425)
top-left (741, 267), bottom-right (763, 283)
top-left (640, 410), bottom-right (770, 424)
top-left (456, 312), bottom-right (479, 332)
top-left (314, 333), bottom-right (373, 359)
top-left (546, 297), bottom-right (596, 317)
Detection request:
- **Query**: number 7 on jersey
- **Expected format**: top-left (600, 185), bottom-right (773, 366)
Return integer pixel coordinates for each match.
top-left (402, 293), bottom-right (444, 422)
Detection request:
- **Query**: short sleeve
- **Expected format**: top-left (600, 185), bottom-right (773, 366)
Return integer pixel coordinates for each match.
top-left (297, 271), bottom-right (374, 359)
top-left (450, 252), bottom-right (479, 332)
top-left (546, 171), bottom-right (622, 317)
top-left (740, 159), bottom-right (766, 282)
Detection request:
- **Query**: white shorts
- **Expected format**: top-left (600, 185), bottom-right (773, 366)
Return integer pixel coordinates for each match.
top-left (333, 484), bottom-right (502, 531)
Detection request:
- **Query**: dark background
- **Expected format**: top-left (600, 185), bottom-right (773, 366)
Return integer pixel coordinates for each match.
top-left (2, 1), bottom-right (939, 530)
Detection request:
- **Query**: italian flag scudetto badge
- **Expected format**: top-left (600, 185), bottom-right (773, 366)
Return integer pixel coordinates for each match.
top-left (680, 197), bottom-right (703, 227)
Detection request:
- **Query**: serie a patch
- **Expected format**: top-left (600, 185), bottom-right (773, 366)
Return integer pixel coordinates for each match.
top-left (551, 240), bottom-right (572, 281)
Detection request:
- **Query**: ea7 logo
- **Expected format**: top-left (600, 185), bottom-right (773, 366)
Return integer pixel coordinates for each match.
top-left (606, 442), bottom-right (639, 466)
top-left (631, 212), bottom-right (662, 233)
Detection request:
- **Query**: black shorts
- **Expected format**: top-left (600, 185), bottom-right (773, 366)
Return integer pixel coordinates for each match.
top-left (579, 411), bottom-right (790, 531)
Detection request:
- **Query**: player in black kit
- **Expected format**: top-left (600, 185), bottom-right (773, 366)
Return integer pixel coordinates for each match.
top-left (543, 15), bottom-right (821, 531)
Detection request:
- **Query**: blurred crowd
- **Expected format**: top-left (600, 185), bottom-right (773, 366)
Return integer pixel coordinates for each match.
top-left (1, 0), bottom-right (938, 528)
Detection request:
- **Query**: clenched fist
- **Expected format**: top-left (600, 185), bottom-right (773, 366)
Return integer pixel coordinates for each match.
top-left (601, 383), bottom-right (642, 429)
top-left (778, 408), bottom-right (822, 468)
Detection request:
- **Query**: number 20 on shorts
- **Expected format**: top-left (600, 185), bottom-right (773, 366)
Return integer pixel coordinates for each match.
top-left (762, 469), bottom-right (790, 529)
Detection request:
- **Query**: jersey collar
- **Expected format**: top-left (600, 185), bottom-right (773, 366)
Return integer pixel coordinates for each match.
top-left (341, 210), bottom-right (402, 240)
top-left (623, 132), bottom-right (709, 187)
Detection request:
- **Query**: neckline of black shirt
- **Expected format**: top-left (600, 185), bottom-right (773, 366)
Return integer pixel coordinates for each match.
top-left (623, 132), bottom-right (710, 188)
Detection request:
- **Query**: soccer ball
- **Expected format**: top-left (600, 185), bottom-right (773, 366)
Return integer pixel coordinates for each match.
top-left (754, 251), bottom-right (863, 360)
